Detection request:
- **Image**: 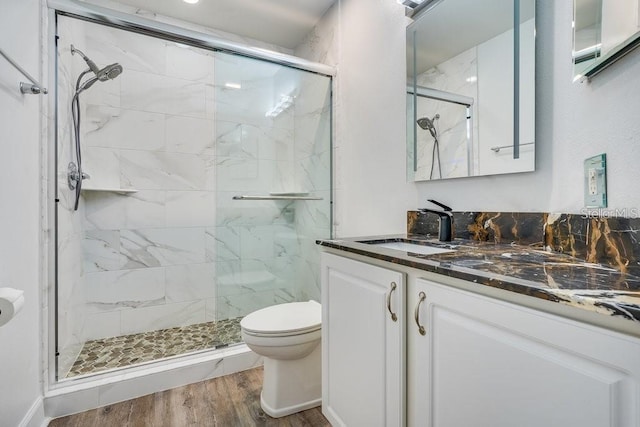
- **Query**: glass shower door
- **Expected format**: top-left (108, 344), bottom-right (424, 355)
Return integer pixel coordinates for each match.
top-left (55, 16), bottom-right (222, 379)
top-left (54, 14), bottom-right (332, 380)
top-left (213, 53), bottom-right (332, 342)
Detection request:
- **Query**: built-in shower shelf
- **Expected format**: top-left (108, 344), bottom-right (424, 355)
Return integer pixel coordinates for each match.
top-left (81, 187), bottom-right (138, 195)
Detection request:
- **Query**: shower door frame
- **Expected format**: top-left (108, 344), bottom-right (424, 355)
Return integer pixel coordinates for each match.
top-left (47, 0), bottom-right (334, 388)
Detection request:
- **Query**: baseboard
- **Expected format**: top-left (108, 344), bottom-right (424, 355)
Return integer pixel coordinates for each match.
top-left (45, 345), bottom-right (262, 420)
top-left (19, 396), bottom-right (46, 427)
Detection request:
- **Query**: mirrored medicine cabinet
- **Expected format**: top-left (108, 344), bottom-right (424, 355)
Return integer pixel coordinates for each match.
top-left (406, 0), bottom-right (536, 181)
top-left (573, 0), bottom-right (640, 80)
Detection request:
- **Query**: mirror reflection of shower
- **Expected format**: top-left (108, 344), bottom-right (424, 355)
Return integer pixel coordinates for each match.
top-left (68, 44), bottom-right (123, 210)
top-left (409, 85), bottom-right (475, 181)
top-left (417, 113), bottom-right (441, 179)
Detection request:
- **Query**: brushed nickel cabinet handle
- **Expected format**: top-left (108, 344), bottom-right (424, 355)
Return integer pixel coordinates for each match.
top-left (414, 291), bottom-right (426, 335)
top-left (387, 282), bottom-right (398, 322)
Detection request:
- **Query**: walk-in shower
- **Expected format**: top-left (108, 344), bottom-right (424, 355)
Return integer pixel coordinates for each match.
top-left (53, 12), bottom-right (332, 381)
top-left (68, 45), bottom-right (123, 210)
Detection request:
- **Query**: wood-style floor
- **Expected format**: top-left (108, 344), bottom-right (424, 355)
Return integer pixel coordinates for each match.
top-left (48, 367), bottom-right (330, 427)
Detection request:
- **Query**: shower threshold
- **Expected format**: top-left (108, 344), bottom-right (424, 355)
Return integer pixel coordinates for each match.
top-left (65, 317), bottom-right (242, 378)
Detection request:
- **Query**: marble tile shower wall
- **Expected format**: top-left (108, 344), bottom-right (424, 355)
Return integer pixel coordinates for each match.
top-left (56, 17), bottom-right (332, 375)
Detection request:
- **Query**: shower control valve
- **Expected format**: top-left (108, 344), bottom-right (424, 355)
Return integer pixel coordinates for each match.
top-left (67, 162), bottom-right (90, 190)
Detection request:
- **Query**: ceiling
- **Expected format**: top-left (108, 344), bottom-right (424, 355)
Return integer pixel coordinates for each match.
top-left (106, 0), bottom-right (338, 49)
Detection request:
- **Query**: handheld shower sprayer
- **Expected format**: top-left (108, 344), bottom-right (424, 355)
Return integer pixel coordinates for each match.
top-left (98, 63), bottom-right (124, 81)
top-left (76, 62), bottom-right (123, 92)
top-left (69, 45), bottom-right (124, 211)
top-left (71, 45), bottom-right (123, 89)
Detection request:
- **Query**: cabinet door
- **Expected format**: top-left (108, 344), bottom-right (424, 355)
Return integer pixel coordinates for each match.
top-left (321, 252), bottom-right (405, 427)
top-left (409, 278), bottom-right (640, 427)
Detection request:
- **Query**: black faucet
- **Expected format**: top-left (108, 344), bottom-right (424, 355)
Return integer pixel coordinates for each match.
top-left (419, 199), bottom-right (453, 242)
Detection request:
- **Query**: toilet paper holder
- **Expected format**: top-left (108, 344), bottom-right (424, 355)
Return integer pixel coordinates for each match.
top-left (0, 287), bottom-right (25, 327)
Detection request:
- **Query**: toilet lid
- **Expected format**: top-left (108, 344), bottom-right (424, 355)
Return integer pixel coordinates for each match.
top-left (241, 300), bottom-right (321, 335)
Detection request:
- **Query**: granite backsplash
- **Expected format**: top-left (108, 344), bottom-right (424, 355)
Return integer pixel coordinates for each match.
top-left (408, 211), bottom-right (640, 277)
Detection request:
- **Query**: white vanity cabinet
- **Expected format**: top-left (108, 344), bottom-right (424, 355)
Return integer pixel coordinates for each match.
top-left (408, 278), bottom-right (640, 427)
top-left (320, 252), bottom-right (405, 427)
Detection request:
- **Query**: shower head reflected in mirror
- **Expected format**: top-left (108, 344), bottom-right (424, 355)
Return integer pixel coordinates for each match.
top-left (417, 114), bottom-right (439, 138)
top-left (417, 113), bottom-right (442, 179)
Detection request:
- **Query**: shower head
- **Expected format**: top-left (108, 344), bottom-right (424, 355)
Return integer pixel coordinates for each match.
top-left (97, 63), bottom-right (123, 81)
top-left (71, 45), bottom-right (123, 86)
top-left (417, 116), bottom-right (435, 131)
top-left (79, 64), bottom-right (123, 92)
top-left (417, 114), bottom-right (440, 138)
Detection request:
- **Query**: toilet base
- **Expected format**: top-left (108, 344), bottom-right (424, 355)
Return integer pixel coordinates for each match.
top-left (259, 343), bottom-right (321, 418)
top-left (260, 392), bottom-right (321, 418)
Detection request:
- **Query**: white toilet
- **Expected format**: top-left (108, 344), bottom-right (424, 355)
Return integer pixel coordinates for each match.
top-left (240, 300), bottom-right (322, 418)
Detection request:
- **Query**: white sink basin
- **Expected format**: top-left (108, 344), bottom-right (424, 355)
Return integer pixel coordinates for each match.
top-left (371, 241), bottom-right (454, 256)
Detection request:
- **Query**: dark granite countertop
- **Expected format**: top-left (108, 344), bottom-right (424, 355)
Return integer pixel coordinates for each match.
top-left (317, 235), bottom-right (640, 331)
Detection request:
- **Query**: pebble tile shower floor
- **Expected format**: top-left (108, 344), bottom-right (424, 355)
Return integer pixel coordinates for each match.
top-left (66, 318), bottom-right (243, 378)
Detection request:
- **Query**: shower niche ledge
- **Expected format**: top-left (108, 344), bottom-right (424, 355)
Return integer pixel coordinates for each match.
top-left (80, 186), bottom-right (138, 195)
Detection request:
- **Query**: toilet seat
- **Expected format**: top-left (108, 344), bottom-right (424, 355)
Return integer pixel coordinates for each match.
top-left (240, 300), bottom-right (321, 337)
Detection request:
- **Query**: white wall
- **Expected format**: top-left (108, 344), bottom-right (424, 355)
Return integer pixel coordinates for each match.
top-left (0, 0), bottom-right (45, 425)
top-left (335, 0), bottom-right (418, 236)
top-left (297, 0), bottom-right (418, 237)
top-left (601, 0), bottom-right (639, 53)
